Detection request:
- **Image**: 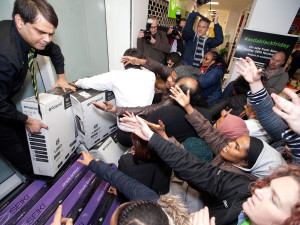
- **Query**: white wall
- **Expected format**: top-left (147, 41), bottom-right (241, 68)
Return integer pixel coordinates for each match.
top-left (247, 0), bottom-right (300, 34)
top-left (224, 11), bottom-right (241, 46)
top-left (105, 0), bottom-right (131, 71)
top-left (105, 0), bottom-right (148, 70)
top-left (228, 0), bottom-right (300, 83)
top-left (131, 0), bottom-right (149, 48)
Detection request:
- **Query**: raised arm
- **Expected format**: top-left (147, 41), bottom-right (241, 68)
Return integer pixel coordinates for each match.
top-left (236, 57), bottom-right (300, 163)
top-left (170, 85), bottom-right (229, 155)
top-left (236, 57), bottom-right (288, 140)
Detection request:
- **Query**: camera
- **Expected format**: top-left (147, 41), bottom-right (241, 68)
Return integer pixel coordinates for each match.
top-left (171, 10), bottom-right (182, 38)
top-left (141, 19), bottom-right (153, 44)
top-left (197, 0), bottom-right (210, 7)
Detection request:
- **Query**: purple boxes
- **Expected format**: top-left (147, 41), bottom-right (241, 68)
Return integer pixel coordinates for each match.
top-left (44, 170), bottom-right (97, 225)
top-left (0, 180), bottom-right (47, 225)
top-left (16, 160), bottom-right (87, 225)
top-left (74, 180), bottom-right (110, 225)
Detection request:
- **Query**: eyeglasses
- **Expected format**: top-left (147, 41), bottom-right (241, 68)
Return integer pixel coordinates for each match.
top-left (150, 26), bottom-right (157, 29)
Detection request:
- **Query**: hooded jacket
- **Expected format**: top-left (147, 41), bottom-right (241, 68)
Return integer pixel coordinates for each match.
top-left (234, 140), bottom-right (287, 178)
top-left (169, 109), bottom-right (286, 181)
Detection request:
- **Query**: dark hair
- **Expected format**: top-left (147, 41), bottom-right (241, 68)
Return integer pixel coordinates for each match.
top-left (123, 48), bottom-right (141, 70)
top-left (12, 0), bottom-right (58, 28)
top-left (172, 61), bottom-right (184, 68)
top-left (180, 18), bottom-right (187, 23)
top-left (166, 52), bottom-right (182, 65)
top-left (199, 18), bottom-right (211, 27)
top-left (251, 165), bottom-right (300, 225)
top-left (116, 200), bottom-right (169, 225)
top-left (131, 133), bottom-right (159, 163)
top-left (209, 51), bottom-right (226, 73)
top-left (176, 77), bottom-right (208, 107)
top-left (233, 75), bottom-right (250, 95)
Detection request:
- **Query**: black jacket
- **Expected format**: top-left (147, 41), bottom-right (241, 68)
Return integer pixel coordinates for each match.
top-left (148, 133), bottom-right (251, 225)
top-left (0, 20), bottom-right (65, 123)
top-left (118, 153), bottom-right (172, 195)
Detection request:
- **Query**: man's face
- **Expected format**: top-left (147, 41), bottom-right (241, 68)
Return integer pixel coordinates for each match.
top-left (150, 19), bottom-right (158, 35)
top-left (165, 71), bottom-right (177, 90)
top-left (15, 13), bottom-right (55, 50)
top-left (167, 59), bottom-right (174, 68)
top-left (244, 104), bottom-right (253, 119)
top-left (268, 52), bottom-right (285, 71)
top-left (197, 20), bottom-right (209, 37)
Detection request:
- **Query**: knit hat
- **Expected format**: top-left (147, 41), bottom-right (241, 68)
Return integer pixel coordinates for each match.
top-left (247, 137), bottom-right (264, 169)
top-left (183, 137), bottom-right (213, 162)
top-left (174, 65), bottom-right (201, 80)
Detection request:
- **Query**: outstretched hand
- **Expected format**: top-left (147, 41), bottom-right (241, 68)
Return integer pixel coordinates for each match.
top-left (51, 205), bottom-right (73, 225)
top-left (119, 115), bottom-right (154, 141)
top-left (92, 100), bottom-right (116, 113)
top-left (53, 74), bottom-right (76, 92)
top-left (236, 57), bottom-right (262, 84)
top-left (144, 119), bottom-right (169, 140)
top-left (271, 88), bottom-right (300, 134)
top-left (120, 56), bottom-right (144, 67)
top-left (189, 207), bottom-right (215, 225)
top-left (170, 85), bottom-right (191, 108)
top-left (77, 151), bottom-right (95, 166)
top-left (220, 108), bottom-right (232, 117)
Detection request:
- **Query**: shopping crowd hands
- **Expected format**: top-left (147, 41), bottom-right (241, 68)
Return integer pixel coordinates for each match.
top-left (77, 151), bottom-right (96, 166)
top-left (236, 57), bottom-right (262, 84)
top-left (189, 207), bottom-right (215, 225)
top-left (120, 114), bottom-right (154, 141)
top-left (170, 85), bottom-right (191, 108)
top-left (271, 88), bottom-right (300, 134)
top-left (236, 56), bottom-right (300, 134)
top-left (92, 100), bottom-right (116, 113)
top-left (51, 205), bottom-right (73, 225)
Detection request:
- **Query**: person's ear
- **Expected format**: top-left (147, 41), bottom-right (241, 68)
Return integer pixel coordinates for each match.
top-left (14, 14), bottom-right (24, 30)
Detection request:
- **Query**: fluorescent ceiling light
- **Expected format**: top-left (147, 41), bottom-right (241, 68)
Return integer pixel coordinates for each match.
top-left (208, 9), bottom-right (216, 11)
top-left (209, 2), bottom-right (219, 5)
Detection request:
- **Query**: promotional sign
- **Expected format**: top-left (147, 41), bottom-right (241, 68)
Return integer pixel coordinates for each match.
top-left (168, 0), bottom-right (187, 19)
top-left (288, 9), bottom-right (300, 49)
top-left (234, 29), bottom-right (299, 64)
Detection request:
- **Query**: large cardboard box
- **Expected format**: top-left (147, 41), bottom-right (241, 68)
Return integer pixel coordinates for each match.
top-left (70, 89), bottom-right (117, 149)
top-left (21, 88), bottom-right (79, 177)
top-left (90, 131), bottom-right (127, 167)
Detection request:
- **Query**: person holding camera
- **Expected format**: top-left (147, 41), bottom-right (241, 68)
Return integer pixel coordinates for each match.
top-left (182, 0), bottom-right (223, 68)
top-left (167, 18), bottom-right (186, 56)
top-left (137, 16), bottom-right (170, 64)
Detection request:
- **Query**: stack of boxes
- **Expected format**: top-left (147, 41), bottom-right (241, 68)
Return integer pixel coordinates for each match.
top-left (21, 87), bottom-right (126, 177)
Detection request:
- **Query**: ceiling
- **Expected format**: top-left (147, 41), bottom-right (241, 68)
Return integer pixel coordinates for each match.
top-left (197, 0), bottom-right (254, 12)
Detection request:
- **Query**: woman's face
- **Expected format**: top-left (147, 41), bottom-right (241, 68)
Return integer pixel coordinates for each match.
top-left (202, 52), bottom-right (215, 67)
top-left (243, 176), bottom-right (299, 225)
top-left (220, 136), bottom-right (250, 167)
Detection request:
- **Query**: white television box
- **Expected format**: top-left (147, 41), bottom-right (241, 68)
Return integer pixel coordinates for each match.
top-left (89, 131), bottom-right (127, 167)
top-left (21, 88), bottom-right (79, 177)
top-left (70, 89), bottom-right (117, 149)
